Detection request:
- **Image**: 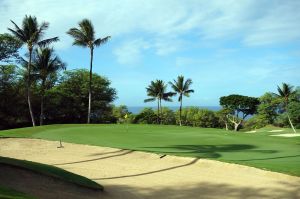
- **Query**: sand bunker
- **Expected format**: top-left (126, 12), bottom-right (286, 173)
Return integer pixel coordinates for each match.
top-left (268, 130), bottom-right (284, 132)
top-left (270, 133), bottom-right (300, 137)
top-left (0, 138), bottom-right (299, 199)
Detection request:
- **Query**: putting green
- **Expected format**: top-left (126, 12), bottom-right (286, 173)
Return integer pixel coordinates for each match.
top-left (1, 124), bottom-right (299, 176)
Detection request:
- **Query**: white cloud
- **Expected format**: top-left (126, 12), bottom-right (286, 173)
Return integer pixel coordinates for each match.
top-left (113, 39), bottom-right (149, 65)
top-left (1, 0), bottom-right (300, 58)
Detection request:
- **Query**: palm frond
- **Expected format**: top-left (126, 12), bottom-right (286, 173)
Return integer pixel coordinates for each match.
top-left (38, 36), bottom-right (59, 47)
top-left (94, 36), bottom-right (111, 47)
top-left (144, 98), bottom-right (156, 103)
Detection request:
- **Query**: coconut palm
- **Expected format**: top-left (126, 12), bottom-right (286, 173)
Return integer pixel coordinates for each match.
top-left (8, 15), bottom-right (59, 126)
top-left (274, 83), bottom-right (297, 133)
top-left (169, 75), bottom-right (194, 126)
top-left (144, 80), bottom-right (175, 124)
top-left (31, 47), bottom-right (66, 125)
top-left (67, 19), bottom-right (110, 124)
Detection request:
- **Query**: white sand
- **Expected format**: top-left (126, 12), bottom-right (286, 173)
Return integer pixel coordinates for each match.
top-left (268, 130), bottom-right (284, 132)
top-left (0, 138), bottom-right (299, 199)
top-left (270, 133), bottom-right (300, 137)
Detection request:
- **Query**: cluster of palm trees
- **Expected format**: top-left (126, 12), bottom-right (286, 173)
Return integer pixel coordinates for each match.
top-left (8, 15), bottom-right (110, 126)
top-left (144, 76), bottom-right (194, 126)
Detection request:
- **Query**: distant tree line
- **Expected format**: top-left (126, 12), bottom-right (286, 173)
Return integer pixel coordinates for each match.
top-left (111, 83), bottom-right (300, 132)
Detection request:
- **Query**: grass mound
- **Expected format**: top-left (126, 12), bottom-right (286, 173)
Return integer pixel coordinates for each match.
top-left (0, 186), bottom-right (35, 199)
top-left (0, 156), bottom-right (103, 190)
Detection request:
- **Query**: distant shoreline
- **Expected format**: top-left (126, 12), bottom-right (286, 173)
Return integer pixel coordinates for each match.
top-left (127, 106), bottom-right (221, 114)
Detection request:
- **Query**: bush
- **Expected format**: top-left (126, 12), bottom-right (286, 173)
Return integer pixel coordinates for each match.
top-left (177, 107), bottom-right (220, 128)
top-left (133, 108), bottom-right (158, 124)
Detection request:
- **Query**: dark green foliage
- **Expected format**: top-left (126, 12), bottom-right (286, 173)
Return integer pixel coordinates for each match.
top-left (0, 69), bottom-right (117, 129)
top-left (220, 95), bottom-right (260, 119)
top-left (0, 33), bottom-right (22, 62)
top-left (44, 69), bottom-right (117, 124)
top-left (0, 65), bottom-right (29, 129)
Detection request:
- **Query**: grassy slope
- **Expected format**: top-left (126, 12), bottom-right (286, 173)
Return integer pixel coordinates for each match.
top-left (0, 186), bottom-right (35, 199)
top-left (0, 156), bottom-right (103, 190)
top-left (0, 124), bottom-right (299, 176)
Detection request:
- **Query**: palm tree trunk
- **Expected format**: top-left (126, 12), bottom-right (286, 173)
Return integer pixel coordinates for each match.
top-left (87, 48), bottom-right (93, 124)
top-left (179, 95), bottom-right (182, 126)
top-left (157, 99), bottom-right (159, 124)
top-left (40, 79), bottom-right (45, 126)
top-left (27, 48), bottom-right (36, 127)
top-left (160, 98), bottom-right (162, 124)
top-left (287, 112), bottom-right (297, 133)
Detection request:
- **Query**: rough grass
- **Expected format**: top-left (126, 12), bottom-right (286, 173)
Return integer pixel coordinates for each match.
top-left (0, 186), bottom-right (36, 199)
top-left (1, 124), bottom-right (299, 176)
top-left (0, 156), bottom-right (103, 190)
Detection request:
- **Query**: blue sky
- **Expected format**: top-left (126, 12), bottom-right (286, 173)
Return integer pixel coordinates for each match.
top-left (1, 0), bottom-right (300, 106)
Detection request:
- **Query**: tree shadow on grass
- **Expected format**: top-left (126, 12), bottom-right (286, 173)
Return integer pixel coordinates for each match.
top-left (100, 181), bottom-right (300, 199)
top-left (233, 154), bottom-right (300, 162)
top-left (142, 144), bottom-right (270, 159)
top-left (93, 158), bottom-right (198, 180)
top-left (53, 150), bottom-right (133, 166)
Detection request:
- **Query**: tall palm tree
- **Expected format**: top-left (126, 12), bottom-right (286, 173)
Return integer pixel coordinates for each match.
top-left (169, 75), bottom-right (194, 126)
top-left (8, 15), bottom-right (59, 126)
top-left (31, 47), bottom-right (66, 125)
top-left (274, 83), bottom-right (297, 133)
top-left (144, 80), bottom-right (175, 124)
top-left (67, 19), bottom-right (110, 124)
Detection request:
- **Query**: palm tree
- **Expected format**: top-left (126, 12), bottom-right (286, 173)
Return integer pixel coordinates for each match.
top-left (31, 47), bottom-right (66, 125)
top-left (8, 15), bottom-right (59, 126)
top-left (169, 76), bottom-right (194, 126)
top-left (274, 83), bottom-right (297, 133)
top-left (67, 19), bottom-right (110, 124)
top-left (144, 80), bottom-right (175, 124)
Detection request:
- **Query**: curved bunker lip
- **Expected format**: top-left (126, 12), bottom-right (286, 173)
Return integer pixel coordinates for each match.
top-left (0, 163), bottom-right (103, 199)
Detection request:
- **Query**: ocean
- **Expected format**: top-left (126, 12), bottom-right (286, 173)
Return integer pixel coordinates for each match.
top-left (127, 106), bottom-right (221, 114)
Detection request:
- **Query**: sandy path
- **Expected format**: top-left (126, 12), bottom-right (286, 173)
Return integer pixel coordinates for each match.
top-left (0, 138), bottom-right (299, 199)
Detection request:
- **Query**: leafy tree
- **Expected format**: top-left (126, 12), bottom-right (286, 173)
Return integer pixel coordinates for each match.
top-left (144, 80), bottom-right (175, 124)
top-left (216, 108), bottom-right (232, 130)
top-left (44, 69), bottom-right (116, 124)
top-left (169, 75), bottom-right (194, 126)
top-left (220, 94), bottom-right (259, 131)
top-left (274, 83), bottom-right (297, 133)
top-left (256, 92), bottom-right (281, 125)
top-left (8, 15), bottom-right (59, 126)
top-left (0, 65), bottom-right (28, 129)
top-left (112, 105), bottom-right (130, 123)
top-left (0, 33), bottom-right (22, 62)
top-left (31, 47), bottom-right (66, 125)
top-left (287, 101), bottom-right (300, 129)
top-left (67, 19), bottom-right (110, 124)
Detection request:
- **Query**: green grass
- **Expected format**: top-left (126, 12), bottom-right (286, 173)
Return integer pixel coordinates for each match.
top-left (0, 186), bottom-right (36, 199)
top-left (0, 156), bottom-right (103, 190)
top-left (1, 124), bottom-right (300, 176)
